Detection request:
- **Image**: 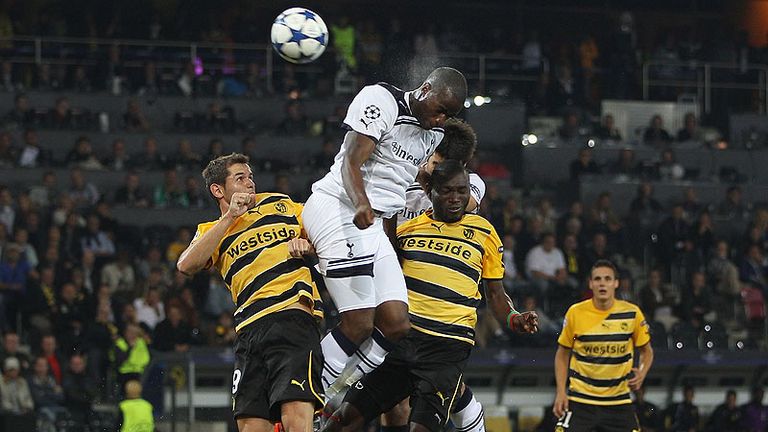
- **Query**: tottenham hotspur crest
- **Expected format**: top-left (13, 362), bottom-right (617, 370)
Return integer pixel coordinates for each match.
top-left (346, 242), bottom-right (354, 258)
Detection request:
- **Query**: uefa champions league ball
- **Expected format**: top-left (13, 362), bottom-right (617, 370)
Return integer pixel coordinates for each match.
top-left (270, 8), bottom-right (328, 64)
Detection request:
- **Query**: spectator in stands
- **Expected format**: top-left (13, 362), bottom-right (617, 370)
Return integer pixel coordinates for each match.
top-left (609, 148), bottom-right (638, 177)
top-left (0, 331), bottom-right (30, 373)
top-left (558, 112), bottom-right (584, 142)
top-left (65, 136), bottom-right (104, 170)
top-left (100, 251), bottom-right (135, 300)
top-left (582, 232), bottom-right (612, 275)
top-left (630, 182), bottom-right (663, 222)
top-left (80, 213), bottom-right (115, 260)
top-left (100, 44), bottom-right (126, 94)
top-left (18, 128), bottom-right (53, 168)
top-left (569, 147), bottom-right (601, 180)
top-left (103, 138), bottom-right (131, 171)
top-left (276, 100), bottom-right (311, 136)
top-left (23, 265), bottom-right (57, 334)
top-left (27, 170), bottom-right (58, 209)
top-left (177, 62), bottom-right (197, 97)
top-left (500, 197), bottom-right (522, 236)
top-left (85, 301), bottom-right (117, 393)
top-left (525, 232), bottom-right (573, 315)
top-left (123, 98), bottom-right (150, 132)
top-left (595, 114), bottom-right (622, 141)
top-left (708, 240), bottom-right (741, 322)
top-left (690, 211), bottom-right (715, 257)
top-left (677, 112), bottom-right (702, 142)
top-left (740, 244), bottom-right (768, 294)
top-left (168, 286), bottom-right (201, 329)
top-left (310, 138), bottom-right (338, 172)
top-left (639, 268), bottom-right (677, 326)
top-left (114, 323), bottom-right (150, 390)
top-left (57, 282), bottom-right (89, 354)
top-left (0, 356), bottom-right (34, 417)
top-left (245, 62), bottom-right (267, 97)
top-left (204, 138), bottom-right (225, 162)
top-left (208, 312), bottom-right (236, 347)
top-left (634, 386), bottom-right (662, 432)
top-left (131, 137), bottom-right (167, 171)
top-left (588, 191), bottom-right (621, 233)
top-left (5, 93), bottom-right (33, 127)
top-left (502, 234), bottom-right (528, 298)
top-left (184, 176), bottom-right (207, 209)
top-left (62, 354), bottom-right (97, 425)
top-left (679, 187), bottom-right (702, 222)
top-left (136, 61), bottom-right (159, 96)
top-left (205, 101), bottom-right (236, 133)
top-left (0, 186), bottom-right (14, 231)
top-left (114, 171), bottom-right (150, 208)
top-left (668, 385), bottom-right (700, 432)
top-left (13, 227), bottom-right (38, 268)
top-left (38, 335), bottom-right (63, 384)
top-left (740, 386), bottom-right (768, 432)
top-left (171, 139), bottom-right (202, 172)
top-left (35, 64), bottom-right (61, 92)
top-left (643, 114), bottom-right (672, 148)
top-left (0, 131), bottom-right (16, 168)
top-left (71, 65), bottom-right (92, 92)
top-left (0, 243), bottom-right (29, 328)
top-left (153, 169), bottom-right (189, 208)
top-left (29, 356), bottom-right (65, 432)
top-left (67, 168), bottom-right (100, 208)
top-left (548, 66), bottom-right (580, 114)
top-left (134, 287), bottom-right (164, 331)
top-left (136, 246), bottom-right (169, 282)
top-left (561, 233), bottom-right (583, 283)
top-left (152, 304), bottom-right (193, 352)
top-left (656, 148), bottom-right (685, 180)
top-left (657, 205), bottom-right (690, 272)
top-left (48, 96), bottom-right (73, 129)
top-left (680, 271), bottom-right (713, 329)
top-left (705, 389), bottom-right (742, 431)
top-left (717, 185), bottom-right (749, 221)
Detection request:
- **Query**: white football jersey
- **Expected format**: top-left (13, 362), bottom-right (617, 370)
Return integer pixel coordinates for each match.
top-left (396, 172), bottom-right (486, 226)
top-left (311, 83), bottom-right (444, 218)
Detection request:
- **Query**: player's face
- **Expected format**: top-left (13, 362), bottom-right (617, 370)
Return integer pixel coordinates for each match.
top-left (413, 86), bottom-right (462, 129)
top-left (589, 266), bottom-right (618, 302)
top-left (431, 172), bottom-right (469, 223)
top-left (222, 163), bottom-right (255, 205)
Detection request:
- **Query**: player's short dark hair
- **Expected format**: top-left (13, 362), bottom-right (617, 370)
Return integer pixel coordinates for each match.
top-left (590, 259), bottom-right (618, 279)
top-left (431, 159), bottom-right (467, 192)
top-left (426, 67), bottom-right (468, 102)
top-left (435, 118), bottom-right (477, 163)
top-left (202, 153), bottom-right (250, 199)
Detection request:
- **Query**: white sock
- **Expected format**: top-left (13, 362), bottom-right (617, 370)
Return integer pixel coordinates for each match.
top-left (328, 327), bottom-right (396, 395)
top-left (451, 387), bottom-right (485, 432)
top-left (321, 327), bottom-right (358, 391)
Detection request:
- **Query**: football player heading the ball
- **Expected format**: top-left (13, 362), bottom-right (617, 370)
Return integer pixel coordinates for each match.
top-left (295, 68), bottom-right (467, 403)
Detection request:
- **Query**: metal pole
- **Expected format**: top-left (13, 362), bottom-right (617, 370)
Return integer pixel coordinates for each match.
top-left (266, 47), bottom-right (274, 94)
top-left (479, 55), bottom-right (486, 95)
top-left (35, 38), bottom-right (42, 64)
top-left (642, 62), bottom-right (649, 100)
top-left (171, 378), bottom-right (177, 432)
top-left (704, 64), bottom-right (711, 114)
top-left (187, 358), bottom-right (195, 430)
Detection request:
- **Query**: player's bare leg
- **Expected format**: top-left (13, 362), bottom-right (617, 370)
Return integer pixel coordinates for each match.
top-left (237, 417), bottom-right (273, 432)
top-left (321, 401), bottom-right (367, 432)
top-left (380, 398), bottom-right (409, 431)
top-left (374, 300), bottom-right (410, 342)
top-left (338, 308), bottom-right (376, 344)
top-left (280, 400), bottom-right (316, 432)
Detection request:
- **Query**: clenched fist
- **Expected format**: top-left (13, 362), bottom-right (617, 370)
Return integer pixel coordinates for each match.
top-left (225, 192), bottom-right (255, 220)
top-left (353, 203), bottom-right (375, 230)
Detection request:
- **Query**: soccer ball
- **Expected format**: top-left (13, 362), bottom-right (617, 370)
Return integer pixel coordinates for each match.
top-left (270, 8), bottom-right (328, 64)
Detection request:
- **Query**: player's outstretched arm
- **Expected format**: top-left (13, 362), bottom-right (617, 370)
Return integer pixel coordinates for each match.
top-left (340, 131), bottom-right (376, 229)
top-left (553, 345), bottom-right (571, 418)
top-left (177, 192), bottom-right (254, 275)
top-left (484, 280), bottom-right (538, 333)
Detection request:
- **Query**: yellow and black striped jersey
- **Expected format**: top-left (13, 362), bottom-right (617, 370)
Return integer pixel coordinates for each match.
top-left (193, 193), bottom-right (323, 332)
top-left (557, 299), bottom-right (651, 406)
top-left (396, 210), bottom-right (504, 345)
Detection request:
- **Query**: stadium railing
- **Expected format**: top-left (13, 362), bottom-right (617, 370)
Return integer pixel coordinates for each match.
top-left (641, 60), bottom-right (768, 114)
top-left (0, 36), bottom-right (547, 98)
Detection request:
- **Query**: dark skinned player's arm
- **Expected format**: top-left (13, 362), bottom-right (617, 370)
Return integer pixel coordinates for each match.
top-left (484, 279), bottom-right (515, 322)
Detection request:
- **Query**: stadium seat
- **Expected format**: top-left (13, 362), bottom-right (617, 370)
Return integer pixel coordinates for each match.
top-left (649, 320), bottom-right (668, 350)
top-left (670, 321), bottom-right (700, 350)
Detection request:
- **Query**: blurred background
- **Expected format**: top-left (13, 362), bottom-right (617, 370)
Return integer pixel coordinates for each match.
top-left (0, 0), bottom-right (767, 431)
